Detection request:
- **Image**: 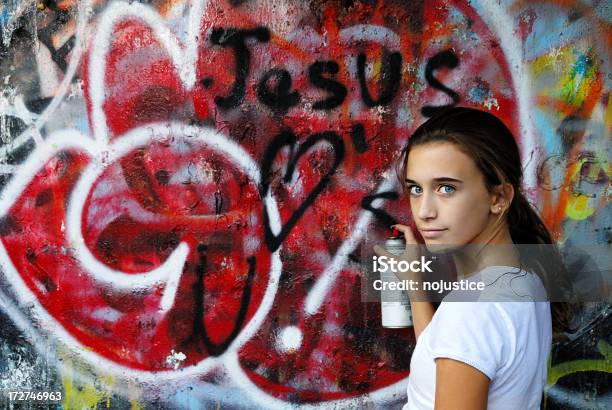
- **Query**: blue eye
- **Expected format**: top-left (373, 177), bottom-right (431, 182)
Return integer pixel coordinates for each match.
top-left (439, 185), bottom-right (456, 194)
top-left (408, 185), bottom-right (422, 195)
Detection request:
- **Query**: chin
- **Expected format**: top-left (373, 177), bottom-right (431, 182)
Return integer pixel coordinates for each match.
top-left (424, 241), bottom-right (464, 254)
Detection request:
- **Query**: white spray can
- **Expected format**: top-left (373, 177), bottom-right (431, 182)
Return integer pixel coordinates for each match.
top-left (380, 229), bottom-right (412, 328)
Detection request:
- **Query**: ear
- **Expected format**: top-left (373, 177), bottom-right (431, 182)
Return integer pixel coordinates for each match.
top-left (490, 183), bottom-right (514, 214)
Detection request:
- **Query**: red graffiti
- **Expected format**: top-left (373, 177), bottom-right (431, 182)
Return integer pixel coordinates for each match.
top-left (1, 0), bottom-right (520, 403)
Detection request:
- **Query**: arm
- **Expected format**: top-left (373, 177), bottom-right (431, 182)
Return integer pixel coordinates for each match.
top-left (410, 301), bottom-right (435, 341)
top-left (434, 358), bottom-right (490, 409)
top-left (427, 303), bottom-right (507, 409)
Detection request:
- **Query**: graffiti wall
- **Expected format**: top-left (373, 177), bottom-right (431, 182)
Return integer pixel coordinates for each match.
top-left (0, 0), bottom-right (609, 408)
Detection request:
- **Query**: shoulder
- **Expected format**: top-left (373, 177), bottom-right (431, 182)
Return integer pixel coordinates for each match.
top-left (431, 301), bottom-right (513, 340)
top-left (441, 266), bottom-right (549, 303)
top-left (477, 266), bottom-right (549, 302)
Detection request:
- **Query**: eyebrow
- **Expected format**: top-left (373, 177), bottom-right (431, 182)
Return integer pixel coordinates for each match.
top-left (404, 177), bottom-right (464, 184)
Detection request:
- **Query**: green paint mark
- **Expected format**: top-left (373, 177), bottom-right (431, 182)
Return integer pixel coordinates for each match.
top-left (559, 49), bottom-right (598, 107)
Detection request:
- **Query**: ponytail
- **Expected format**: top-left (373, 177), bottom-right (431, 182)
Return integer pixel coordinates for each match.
top-left (508, 191), bottom-right (578, 341)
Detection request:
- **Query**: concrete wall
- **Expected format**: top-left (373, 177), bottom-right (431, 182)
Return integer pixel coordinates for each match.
top-left (0, 0), bottom-right (609, 408)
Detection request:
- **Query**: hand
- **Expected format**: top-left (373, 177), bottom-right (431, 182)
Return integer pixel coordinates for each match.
top-left (373, 224), bottom-right (426, 282)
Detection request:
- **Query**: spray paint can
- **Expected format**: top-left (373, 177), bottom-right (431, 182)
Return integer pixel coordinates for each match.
top-left (380, 229), bottom-right (413, 328)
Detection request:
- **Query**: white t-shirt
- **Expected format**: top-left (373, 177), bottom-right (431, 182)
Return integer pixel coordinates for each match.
top-left (404, 266), bottom-right (552, 410)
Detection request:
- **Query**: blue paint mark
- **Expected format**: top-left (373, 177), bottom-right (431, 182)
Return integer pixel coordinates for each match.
top-left (533, 107), bottom-right (564, 156)
top-left (0, 0), bottom-right (29, 29)
top-left (78, 116), bottom-right (91, 136)
top-left (467, 83), bottom-right (491, 103)
top-left (167, 382), bottom-right (263, 410)
top-left (523, 4), bottom-right (592, 60)
top-left (448, 5), bottom-right (481, 44)
top-left (572, 54), bottom-right (589, 77)
top-left (0, 9), bottom-right (11, 27)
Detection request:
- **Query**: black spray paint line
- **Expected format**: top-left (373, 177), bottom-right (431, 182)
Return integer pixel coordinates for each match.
top-left (421, 49), bottom-right (460, 117)
top-left (37, 2), bottom-right (75, 73)
top-left (308, 60), bottom-right (348, 110)
top-left (257, 68), bottom-right (301, 115)
top-left (361, 191), bottom-right (399, 227)
top-left (190, 244), bottom-right (257, 357)
top-left (260, 130), bottom-right (345, 252)
top-left (357, 52), bottom-right (402, 107)
top-left (350, 123), bottom-right (369, 153)
top-left (210, 27), bottom-right (270, 110)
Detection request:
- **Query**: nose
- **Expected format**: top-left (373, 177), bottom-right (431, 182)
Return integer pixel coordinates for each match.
top-left (415, 192), bottom-right (437, 220)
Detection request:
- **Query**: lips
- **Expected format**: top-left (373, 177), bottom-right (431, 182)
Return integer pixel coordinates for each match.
top-left (419, 229), bottom-right (447, 239)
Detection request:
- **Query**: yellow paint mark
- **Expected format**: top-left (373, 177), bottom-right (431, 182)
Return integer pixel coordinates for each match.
top-left (605, 93), bottom-right (612, 131)
top-left (59, 349), bottom-right (114, 409)
top-left (565, 193), bottom-right (594, 220)
top-left (564, 155), bottom-right (610, 221)
top-left (130, 399), bottom-right (144, 410)
top-left (530, 45), bottom-right (573, 76)
top-left (62, 378), bottom-right (105, 409)
top-left (371, 51), bottom-right (383, 80)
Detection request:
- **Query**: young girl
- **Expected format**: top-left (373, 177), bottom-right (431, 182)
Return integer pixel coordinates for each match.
top-left (374, 107), bottom-right (575, 409)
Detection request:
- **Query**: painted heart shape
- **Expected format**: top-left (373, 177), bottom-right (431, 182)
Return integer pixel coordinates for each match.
top-left (260, 129), bottom-right (346, 252)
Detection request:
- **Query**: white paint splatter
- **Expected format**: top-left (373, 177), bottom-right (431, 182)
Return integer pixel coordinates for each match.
top-left (483, 96), bottom-right (500, 111)
top-left (165, 350), bottom-right (187, 370)
top-left (276, 326), bottom-right (303, 353)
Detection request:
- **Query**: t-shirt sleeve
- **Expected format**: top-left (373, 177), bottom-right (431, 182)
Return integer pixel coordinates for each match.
top-left (425, 302), bottom-right (512, 380)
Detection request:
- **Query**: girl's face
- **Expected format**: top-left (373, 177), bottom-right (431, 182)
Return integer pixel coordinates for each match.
top-left (405, 142), bottom-right (497, 249)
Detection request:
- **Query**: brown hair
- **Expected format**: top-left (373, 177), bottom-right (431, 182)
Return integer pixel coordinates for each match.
top-left (397, 106), bottom-right (576, 340)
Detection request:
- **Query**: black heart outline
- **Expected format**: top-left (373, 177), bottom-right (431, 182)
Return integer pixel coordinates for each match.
top-left (260, 130), bottom-right (345, 252)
